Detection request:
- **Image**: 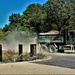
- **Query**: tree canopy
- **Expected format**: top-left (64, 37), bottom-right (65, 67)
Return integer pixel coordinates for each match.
top-left (2, 0), bottom-right (75, 34)
top-left (44, 0), bottom-right (75, 31)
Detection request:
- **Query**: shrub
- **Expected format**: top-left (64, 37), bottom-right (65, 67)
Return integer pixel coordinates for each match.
top-left (36, 53), bottom-right (45, 59)
top-left (2, 50), bottom-right (18, 62)
top-left (23, 52), bottom-right (30, 61)
top-left (2, 50), bottom-right (46, 62)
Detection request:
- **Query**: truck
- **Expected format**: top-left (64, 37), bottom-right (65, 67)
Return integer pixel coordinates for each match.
top-left (38, 29), bottom-right (75, 53)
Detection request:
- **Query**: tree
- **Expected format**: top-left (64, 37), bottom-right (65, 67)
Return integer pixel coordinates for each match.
top-left (3, 13), bottom-right (21, 32)
top-left (0, 28), bottom-right (5, 41)
top-left (44, 0), bottom-right (75, 31)
top-left (22, 3), bottom-right (46, 32)
top-left (9, 13), bottom-right (21, 24)
top-left (3, 0), bottom-right (75, 33)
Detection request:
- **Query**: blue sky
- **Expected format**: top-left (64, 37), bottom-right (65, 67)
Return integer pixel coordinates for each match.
top-left (0, 0), bottom-right (47, 28)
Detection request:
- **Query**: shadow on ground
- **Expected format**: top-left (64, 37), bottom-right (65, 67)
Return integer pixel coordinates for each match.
top-left (30, 56), bottom-right (75, 69)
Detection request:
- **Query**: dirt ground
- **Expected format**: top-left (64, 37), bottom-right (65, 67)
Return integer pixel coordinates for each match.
top-left (0, 60), bottom-right (75, 74)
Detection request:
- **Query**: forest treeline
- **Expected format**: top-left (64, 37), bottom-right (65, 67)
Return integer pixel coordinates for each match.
top-left (0, 0), bottom-right (75, 40)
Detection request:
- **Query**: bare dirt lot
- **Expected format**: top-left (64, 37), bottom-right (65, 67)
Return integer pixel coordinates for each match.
top-left (0, 60), bottom-right (75, 74)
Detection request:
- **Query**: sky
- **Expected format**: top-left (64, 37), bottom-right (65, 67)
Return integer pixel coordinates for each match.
top-left (0, 0), bottom-right (47, 28)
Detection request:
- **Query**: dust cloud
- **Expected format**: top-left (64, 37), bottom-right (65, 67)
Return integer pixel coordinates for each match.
top-left (1, 31), bottom-right (37, 52)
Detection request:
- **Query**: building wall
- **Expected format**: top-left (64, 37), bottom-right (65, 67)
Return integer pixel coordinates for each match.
top-left (0, 31), bottom-right (41, 53)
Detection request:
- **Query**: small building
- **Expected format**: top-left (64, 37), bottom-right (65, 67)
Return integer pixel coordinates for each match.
top-left (1, 31), bottom-right (40, 54)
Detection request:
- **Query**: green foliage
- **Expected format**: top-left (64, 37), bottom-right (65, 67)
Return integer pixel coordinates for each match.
top-left (44, 0), bottom-right (75, 31)
top-left (0, 29), bottom-right (4, 37)
top-left (0, 28), bottom-right (5, 41)
top-left (2, 0), bottom-right (75, 33)
top-left (22, 3), bottom-right (45, 32)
